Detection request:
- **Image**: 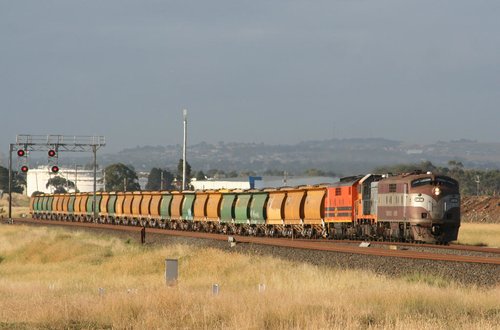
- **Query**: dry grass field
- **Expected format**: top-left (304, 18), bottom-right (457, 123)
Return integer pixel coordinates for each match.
top-left (455, 223), bottom-right (500, 248)
top-left (0, 225), bottom-right (499, 329)
top-left (0, 193), bottom-right (30, 218)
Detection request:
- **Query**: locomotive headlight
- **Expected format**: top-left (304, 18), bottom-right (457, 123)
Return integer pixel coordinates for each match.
top-left (433, 187), bottom-right (441, 196)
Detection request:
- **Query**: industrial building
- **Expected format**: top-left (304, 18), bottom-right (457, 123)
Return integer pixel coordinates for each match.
top-left (26, 166), bottom-right (104, 196)
top-left (191, 176), bottom-right (338, 190)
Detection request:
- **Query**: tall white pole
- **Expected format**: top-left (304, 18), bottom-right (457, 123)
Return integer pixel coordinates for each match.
top-left (182, 109), bottom-right (187, 191)
top-left (93, 145), bottom-right (97, 221)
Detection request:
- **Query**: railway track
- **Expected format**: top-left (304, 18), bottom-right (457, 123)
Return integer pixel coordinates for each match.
top-left (9, 217), bottom-right (500, 265)
top-left (294, 238), bottom-right (500, 254)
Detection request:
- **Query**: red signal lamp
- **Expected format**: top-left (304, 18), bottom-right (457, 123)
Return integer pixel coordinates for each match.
top-left (21, 165), bottom-right (29, 173)
top-left (48, 149), bottom-right (57, 157)
top-left (17, 149), bottom-right (26, 157)
top-left (51, 165), bottom-right (59, 173)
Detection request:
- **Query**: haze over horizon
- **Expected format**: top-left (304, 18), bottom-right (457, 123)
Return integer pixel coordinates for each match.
top-left (2, 1), bottom-right (499, 153)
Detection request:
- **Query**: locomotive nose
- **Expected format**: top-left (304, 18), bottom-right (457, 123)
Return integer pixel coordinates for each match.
top-left (431, 225), bottom-right (441, 235)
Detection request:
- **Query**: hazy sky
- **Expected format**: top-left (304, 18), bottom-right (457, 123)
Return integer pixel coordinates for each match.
top-left (1, 0), bottom-right (499, 152)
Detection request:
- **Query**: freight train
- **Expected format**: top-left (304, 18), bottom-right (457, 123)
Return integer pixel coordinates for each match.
top-left (30, 171), bottom-right (461, 243)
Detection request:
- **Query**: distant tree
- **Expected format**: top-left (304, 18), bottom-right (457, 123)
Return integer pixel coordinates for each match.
top-left (207, 169), bottom-right (222, 178)
top-left (146, 168), bottom-right (161, 190)
top-left (239, 170), bottom-right (257, 177)
top-left (304, 168), bottom-right (326, 176)
top-left (46, 176), bottom-right (75, 194)
top-left (0, 166), bottom-right (25, 193)
top-left (264, 169), bottom-right (285, 176)
top-left (176, 159), bottom-right (192, 180)
top-left (206, 169), bottom-right (233, 179)
top-left (420, 161), bottom-right (437, 172)
top-left (104, 163), bottom-right (140, 192)
top-left (448, 160), bottom-right (464, 169)
top-left (146, 168), bottom-right (174, 190)
top-left (374, 161), bottom-right (437, 175)
top-left (195, 171), bottom-right (206, 181)
top-left (227, 171), bottom-right (238, 178)
top-left (31, 191), bottom-right (44, 197)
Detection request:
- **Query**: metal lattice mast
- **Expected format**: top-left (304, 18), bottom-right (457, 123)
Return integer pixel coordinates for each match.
top-left (8, 135), bottom-right (105, 222)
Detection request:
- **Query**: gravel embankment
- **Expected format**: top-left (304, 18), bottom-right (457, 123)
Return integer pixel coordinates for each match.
top-left (327, 241), bottom-right (500, 259)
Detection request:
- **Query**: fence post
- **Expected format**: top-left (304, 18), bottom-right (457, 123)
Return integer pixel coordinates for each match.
top-left (165, 259), bottom-right (178, 286)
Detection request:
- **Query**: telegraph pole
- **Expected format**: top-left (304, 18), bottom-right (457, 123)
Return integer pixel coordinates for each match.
top-left (182, 109), bottom-right (187, 191)
top-left (8, 144), bottom-right (13, 222)
top-left (92, 144), bottom-right (97, 220)
top-left (475, 175), bottom-right (480, 196)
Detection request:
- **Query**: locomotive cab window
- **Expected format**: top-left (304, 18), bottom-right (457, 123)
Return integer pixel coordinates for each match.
top-left (412, 176), bottom-right (458, 188)
top-left (411, 177), bottom-right (432, 187)
top-left (435, 176), bottom-right (458, 188)
top-left (335, 188), bottom-right (341, 196)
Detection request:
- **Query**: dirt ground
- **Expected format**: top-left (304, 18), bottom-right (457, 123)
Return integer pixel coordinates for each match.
top-left (461, 196), bottom-right (500, 223)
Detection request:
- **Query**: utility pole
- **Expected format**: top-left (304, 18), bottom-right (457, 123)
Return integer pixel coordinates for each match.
top-left (8, 144), bottom-right (13, 222)
top-left (475, 175), bottom-right (480, 196)
top-left (182, 109), bottom-right (187, 191)
top-left (92, 144), bottom-right (97, 220)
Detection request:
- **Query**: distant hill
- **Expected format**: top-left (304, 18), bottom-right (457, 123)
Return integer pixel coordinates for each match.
top-left (98, 138), bottom-right (500, 176)
top-left (2, 138), bottom-right (500, 176)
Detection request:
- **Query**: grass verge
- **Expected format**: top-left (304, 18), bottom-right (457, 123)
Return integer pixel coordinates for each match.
top-left (455, 223), bottom-right (500, 248)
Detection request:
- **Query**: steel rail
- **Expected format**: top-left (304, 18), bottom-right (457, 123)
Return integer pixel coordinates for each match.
top-left (292, 238), bottom-right (500, 254)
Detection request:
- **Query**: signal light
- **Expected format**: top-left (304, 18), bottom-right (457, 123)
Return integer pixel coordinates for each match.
top-left (51, 165), bottom-right (59, 173)
top-left (17, 149), bottom-right (26, 157)
top-left (21, 165), bottom-right (29, 173)
top-left (48, 149), bottom-right (56, 157)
